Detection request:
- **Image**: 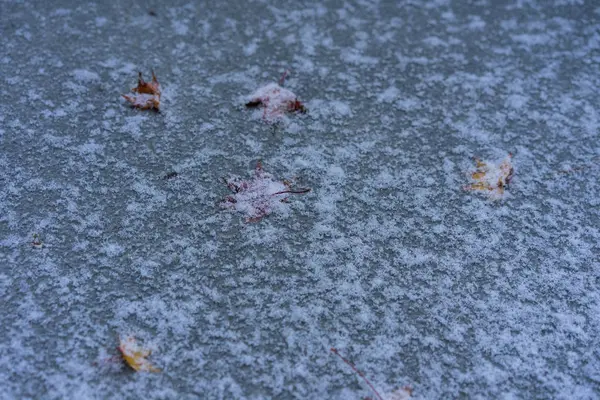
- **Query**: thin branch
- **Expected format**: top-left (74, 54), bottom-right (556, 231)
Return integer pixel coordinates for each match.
top-left (331, 348), bottom-right (383, 400)
top-left (271, 188), bottom-right (311, 196)
top-left (279, 69), bottom-right (290, 86)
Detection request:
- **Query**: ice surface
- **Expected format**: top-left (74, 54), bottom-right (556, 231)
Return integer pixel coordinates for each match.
top-left (1, 0), bottom-right (600, 399)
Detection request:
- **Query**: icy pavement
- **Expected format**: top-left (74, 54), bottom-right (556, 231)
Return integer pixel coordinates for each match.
top-left (1, 0), bottom-right (600, 399)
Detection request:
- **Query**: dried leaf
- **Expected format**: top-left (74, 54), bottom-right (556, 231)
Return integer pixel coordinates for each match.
top-left (122, 71), bottom-right (161, 111)
top-left (118, 336), bottom-right (160, 372)
top-left (245, 71), bottom-right (306, 122)
top-left (222, 161), bottom-right (310, 222)
top-left (465, 154), bottom-right (514, 199)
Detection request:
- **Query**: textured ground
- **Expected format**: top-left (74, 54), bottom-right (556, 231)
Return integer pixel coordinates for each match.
top-left (1, 0), bottom-right (600, 399)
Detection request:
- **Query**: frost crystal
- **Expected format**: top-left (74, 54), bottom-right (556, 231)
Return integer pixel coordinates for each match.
top-left (465, 154), bottom-right (514, 199)
top-left (222, 161), bottom-right (310, 222)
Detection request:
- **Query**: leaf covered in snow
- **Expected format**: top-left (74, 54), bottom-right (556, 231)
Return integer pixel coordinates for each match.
top-left (122, 71), bottom-right (161, 111)
top-left (222, 161), bottom-right (310, 222)
top-left (464, 154), bottom-right (514, 199)
top-left (245, 71), bottom-right (306, 122)
top-left (118, 336), bottom-right (160, 372)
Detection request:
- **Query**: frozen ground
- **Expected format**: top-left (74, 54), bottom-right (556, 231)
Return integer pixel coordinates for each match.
top-left (1, 0), bottom-right (600, 399)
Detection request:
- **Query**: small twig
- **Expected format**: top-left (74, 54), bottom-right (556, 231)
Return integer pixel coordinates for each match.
top-left (271, 188), bottom-right (311, 196)
top-left (331, 348), bottom-right (383, 400)
top-left (279, 69), bottom-right (290, 86)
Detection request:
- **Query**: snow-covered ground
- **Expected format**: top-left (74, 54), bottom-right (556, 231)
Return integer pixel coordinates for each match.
top-left (1, 0), bottom-right (599, 399)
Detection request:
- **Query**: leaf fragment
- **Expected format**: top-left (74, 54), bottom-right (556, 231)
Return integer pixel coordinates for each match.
top-left (464, 154), bottom-right (514, 199)
top-left (31, 233), bottom-right (43, 249)
top-left (118, 336), bottom-right (160, 372)
top-left (122, 71), bottom-right (161, 111)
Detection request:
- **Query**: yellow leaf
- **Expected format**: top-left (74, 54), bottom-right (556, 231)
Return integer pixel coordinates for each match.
top-left (118, 336), bottom-right (160, 372)
top-left (465, 154), bottom-right (514, 199)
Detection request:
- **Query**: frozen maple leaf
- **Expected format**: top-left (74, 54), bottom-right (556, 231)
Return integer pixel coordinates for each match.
top-left (122, 71), bottom-right (161, 111)
top-left (245, 71), bottom-right (306, 122)
top-left (222, 161), bottom-right (310, 222)
top-left (464, 154), bottom-right (514, 199)
top-left (118, 336), bottom-right (160, 372)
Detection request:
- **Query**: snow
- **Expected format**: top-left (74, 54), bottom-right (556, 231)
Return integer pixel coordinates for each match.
top-left (378, 86), bottom-right (400, 104)
top-left (95, 17), bottom-right (108, 27)
top-left (72, 69), bottom-right (100, 83)
top-left (1, 0), bottom-right (600, 399)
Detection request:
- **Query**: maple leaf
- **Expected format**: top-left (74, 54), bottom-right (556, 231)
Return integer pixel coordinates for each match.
top-left (245, 70), bottom-right (306, 122)
top-left (464, 154), bottom-right (514, 199)
top-left (222, 161), bottom-right (310, 222)
top-left (122, 71), bottom-right (161, 111)
top-left (118, 336), bottom-right (160, 372)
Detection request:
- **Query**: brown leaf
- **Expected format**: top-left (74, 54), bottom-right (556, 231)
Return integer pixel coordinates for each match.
top-left (122, 71), bottom-right (161, 111)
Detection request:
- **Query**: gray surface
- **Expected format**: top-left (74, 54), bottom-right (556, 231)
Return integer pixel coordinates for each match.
top-left (1, 0), bottom-right (600, 399)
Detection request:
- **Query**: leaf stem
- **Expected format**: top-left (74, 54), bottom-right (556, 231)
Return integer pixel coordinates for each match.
top-left (330, 348), bottom-right (383, 400)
